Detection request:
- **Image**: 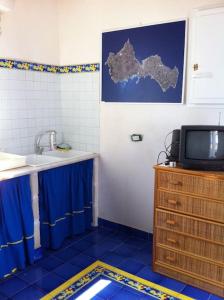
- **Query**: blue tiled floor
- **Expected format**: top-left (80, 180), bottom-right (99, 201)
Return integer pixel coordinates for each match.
top-left (0, 226), bottom-right (221, 299)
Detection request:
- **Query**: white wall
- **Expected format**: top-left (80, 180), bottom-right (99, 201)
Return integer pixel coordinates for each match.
top-left (0, 68), bottom-right (62, 154)
top-left (0, 0), bottom-right (59, 64)
top-left (100, 104), bottom-right (223, 232)
top-left (0, 66), bottom-right (100, 155)
top-left (1, 0), bottom-right (224, 232)
top-left (0, 0), bottom-right (99, 154)
top-left (61, 72), bottom-right (100, 152)
top-left (58, 0), bottom-right (224, 233)
top-left (0, 0), bottom-right (62, 154)
top-left (58, 0), bottom-right (224, 64)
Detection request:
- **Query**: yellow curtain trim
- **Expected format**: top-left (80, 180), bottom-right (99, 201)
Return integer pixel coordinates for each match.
top-left (3, 267), bottom-right (17, 278)
top-left (42, 217), bottom-right (66, 227)
top-left (42, 208), bottom-right (91, 227)
top-left (25, 235), bottom-right (34, 240)
top-left (0, 235), bottom-right (34, 249)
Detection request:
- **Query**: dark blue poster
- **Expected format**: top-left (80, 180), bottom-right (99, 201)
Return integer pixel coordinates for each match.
top-left (102, 20), bottom-right (186, 103)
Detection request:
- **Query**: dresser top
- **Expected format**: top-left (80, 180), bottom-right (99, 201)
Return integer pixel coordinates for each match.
top-left (154, 164), bottom-right (224, 180)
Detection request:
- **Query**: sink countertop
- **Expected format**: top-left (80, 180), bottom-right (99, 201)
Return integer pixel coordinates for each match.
top-left (0, 152), bottom-right (98, 182)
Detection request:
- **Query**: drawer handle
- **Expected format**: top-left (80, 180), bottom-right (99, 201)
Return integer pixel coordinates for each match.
top-left (170, 181), bottom-right (183, 186)
top-left (167, 199), bottom-right (178, 205)
top-left (166, 220), bottom-right (176, 225)
top-left (166, 256), bottom-right (176, 262)
top-left (167, 238), bottom-right (177, 244)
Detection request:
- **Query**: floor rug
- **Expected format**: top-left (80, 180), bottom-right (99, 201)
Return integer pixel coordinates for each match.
top-left (41, 260), bottom-right (193, 300)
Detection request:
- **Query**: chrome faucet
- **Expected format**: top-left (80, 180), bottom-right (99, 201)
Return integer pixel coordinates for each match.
top-left (35, 130), bottom-right (57, 154)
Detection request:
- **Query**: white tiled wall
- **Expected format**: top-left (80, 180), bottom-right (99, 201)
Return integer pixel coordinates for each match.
top-left (0, 68), bottom-right (62, 154)
top-left (0, 68), bottom-right (100, 155)
top-left (60, 72), bottom-right (100, 152)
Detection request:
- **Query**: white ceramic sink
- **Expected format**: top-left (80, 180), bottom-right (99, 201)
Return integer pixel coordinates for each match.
top-left (0, 152), bottom-right (26, 171)
top-left (26, 154), bottom-right (62, 167)
top-left (43, 150), bottom-right (92, 159)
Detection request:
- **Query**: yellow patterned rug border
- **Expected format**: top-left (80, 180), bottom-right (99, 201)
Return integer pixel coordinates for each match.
top-left (41, 260), bottom-right (193, 300)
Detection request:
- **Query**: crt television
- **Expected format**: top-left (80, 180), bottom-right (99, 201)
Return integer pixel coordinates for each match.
top-left (180, 125), bottom-right (224, 170)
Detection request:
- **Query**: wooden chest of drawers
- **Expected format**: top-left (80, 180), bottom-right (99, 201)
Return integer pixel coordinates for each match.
top-left (153, 166), bottom-right (224, 297)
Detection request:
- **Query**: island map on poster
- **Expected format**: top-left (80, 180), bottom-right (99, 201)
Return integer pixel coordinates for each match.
top-left (102, 20), bottom-right (186, 103)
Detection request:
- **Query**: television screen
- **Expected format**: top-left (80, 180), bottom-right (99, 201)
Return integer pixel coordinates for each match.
top-left (186, 130), bottom-right (224, 160)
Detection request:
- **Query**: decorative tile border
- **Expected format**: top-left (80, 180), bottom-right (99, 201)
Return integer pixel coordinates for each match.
top-left (58, 64), bottom-right (99, 73)
top-left (0, 59), bottom-right (100, 73)
top-left (41, 261), bottom-right (193, 300)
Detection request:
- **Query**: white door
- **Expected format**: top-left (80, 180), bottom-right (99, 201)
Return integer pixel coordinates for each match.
top-left (189, 6), bottom-right (224, 104)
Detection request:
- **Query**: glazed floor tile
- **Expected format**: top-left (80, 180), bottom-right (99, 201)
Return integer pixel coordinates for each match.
top-left (0, 226), bottom-right (219, 300)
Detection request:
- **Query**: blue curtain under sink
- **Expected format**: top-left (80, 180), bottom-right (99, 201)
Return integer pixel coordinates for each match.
top-left (38, 159), bottom-right (93, 249)
top-left (0, 175), bottom-right (34, 279)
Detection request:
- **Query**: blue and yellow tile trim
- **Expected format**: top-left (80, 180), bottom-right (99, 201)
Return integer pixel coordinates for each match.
top-left (0, 58), bottom-right (100, 73)
top-left (41, 261), bottom-right (193, 300)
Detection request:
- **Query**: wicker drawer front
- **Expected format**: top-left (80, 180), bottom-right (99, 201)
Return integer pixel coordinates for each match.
top-left (155, 228), bottom-right (224, 264)
top-left (154, 264), bottom-right (224, 297)
top-left (158, 171), bottom-right (224, 201)
top-left (157, 190), bottom-right (224, 222)
top-left (156, 209), bottom-right (224, 244)
top-left (156, 247), bottom-right (224, 283)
